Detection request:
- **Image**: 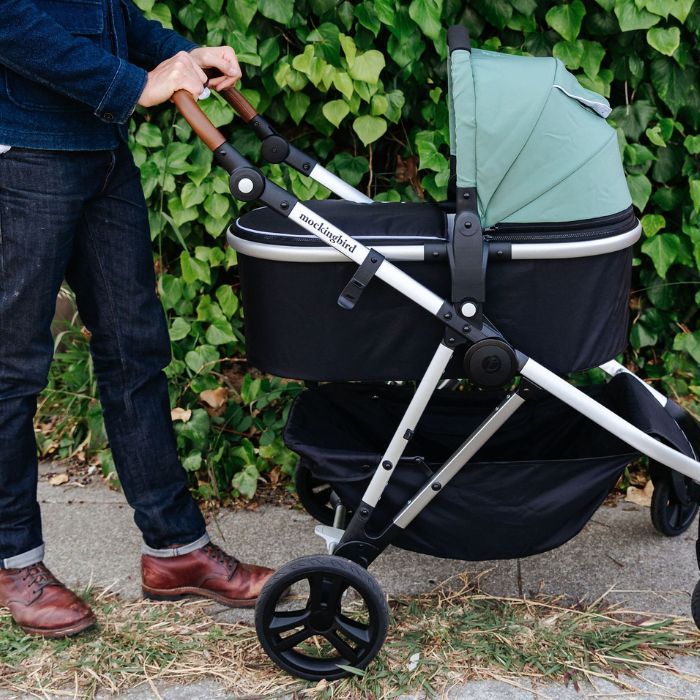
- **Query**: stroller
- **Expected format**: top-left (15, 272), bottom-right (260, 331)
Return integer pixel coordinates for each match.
top-left (174, 26), bottom-right (700, 680)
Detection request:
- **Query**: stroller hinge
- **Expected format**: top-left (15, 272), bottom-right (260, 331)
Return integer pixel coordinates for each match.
top-left (337, 249), bottom-right (385, 310)
top-left (451, 187), bottom-right (487, 327)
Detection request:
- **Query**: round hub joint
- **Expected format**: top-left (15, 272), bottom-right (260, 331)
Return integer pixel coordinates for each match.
top-left (463, 339), bottom-right (518, 387)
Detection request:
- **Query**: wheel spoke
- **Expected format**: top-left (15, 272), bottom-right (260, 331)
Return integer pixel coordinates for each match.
top-left (269, 609), bottom-right (311, 634)
top-left (324, 630), bottom-right (360, 663)
top-left (308, 573), bottom-right (349, 609)
top-left (669, 502), bottom-right (681, 529)
top-left (273, 626), bottom-right (313, 652)
top-left (334, 614), bottom-right (371, 648)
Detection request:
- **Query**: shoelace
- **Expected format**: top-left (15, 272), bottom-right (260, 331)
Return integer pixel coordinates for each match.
top-left (20, 563), bottom-right (59, 594)
top-left (202, 544), bottom-right (239, 579)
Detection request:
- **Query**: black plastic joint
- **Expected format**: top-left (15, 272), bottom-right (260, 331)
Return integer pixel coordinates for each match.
top-left (403, 429), bottom-right (414, 441)
top-left (337, 249), bottom-right (385, 310)
top-left (425, 243), bottom-right (448, 261)
top-left (285, 144), bottom-right (318, 176)
top-left (249, 115), bottom-right (276, 140)
top-left (260, 135), bottom-right (290, 164)
top-left (214, 142), bottom-right (252, 174)
top-left (447, 25), bottom-right (471, 53)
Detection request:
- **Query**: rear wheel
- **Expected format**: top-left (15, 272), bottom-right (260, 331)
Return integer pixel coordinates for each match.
top-left (255, 554), bottom-right (389, 680)
top-left (692, 580), bottom-right (700, 630)
top-left (650, 477), bottom-right (698, 537)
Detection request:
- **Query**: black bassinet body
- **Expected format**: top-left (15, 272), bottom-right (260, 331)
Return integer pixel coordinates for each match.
top-left (231, 200), bottom-right (637, 379)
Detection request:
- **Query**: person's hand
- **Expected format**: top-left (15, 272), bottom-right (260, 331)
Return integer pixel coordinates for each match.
top-left (189, 46), bottom-right (242, 90)
top-left (138, 51), bottom-right (208, 107)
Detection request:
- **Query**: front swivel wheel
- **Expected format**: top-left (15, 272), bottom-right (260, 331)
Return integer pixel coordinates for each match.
top-left (255, 554), bottom-right (389, 680)
top-left (650, 477), bottom-right (698, 537)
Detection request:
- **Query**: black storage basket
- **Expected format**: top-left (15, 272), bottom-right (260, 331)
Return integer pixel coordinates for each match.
top-left (284, 374), bottom-right (693, 561)
top-left (231, 200), bottom-right (636, 380)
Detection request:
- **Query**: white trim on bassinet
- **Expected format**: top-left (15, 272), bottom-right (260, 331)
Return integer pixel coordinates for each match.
top-left (227, 221), bottom-right (641, 263)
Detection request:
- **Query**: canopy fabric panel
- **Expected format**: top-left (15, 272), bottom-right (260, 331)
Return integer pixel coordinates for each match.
top-left (449, 48), bottom-right (632, 228)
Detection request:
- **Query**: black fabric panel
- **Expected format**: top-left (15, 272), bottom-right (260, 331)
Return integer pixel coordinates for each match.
top-left (235, 201), bottom-right (446, 246)
top-left (284, 375), bottom-right (693, 561)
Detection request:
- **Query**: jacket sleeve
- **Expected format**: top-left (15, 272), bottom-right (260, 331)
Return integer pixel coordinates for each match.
top-left (122, 0), bottom-right (198, 70)
top-left (0, 0), bottom-right (147, 125)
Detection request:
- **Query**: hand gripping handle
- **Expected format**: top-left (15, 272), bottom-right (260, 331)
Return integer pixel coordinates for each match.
top-left (203, 68), bottom-right (258, 123)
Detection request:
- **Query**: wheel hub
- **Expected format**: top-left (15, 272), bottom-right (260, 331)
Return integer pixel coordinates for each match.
top-left (309, 608), bottom-right (335, 633)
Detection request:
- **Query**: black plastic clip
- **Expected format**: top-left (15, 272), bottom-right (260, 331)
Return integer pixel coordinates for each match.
top-left (337, 249), bottom-right (385, 310)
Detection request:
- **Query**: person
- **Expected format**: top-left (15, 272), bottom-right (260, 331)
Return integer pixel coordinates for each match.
top-left (0, 0), bottom-right (274, 638)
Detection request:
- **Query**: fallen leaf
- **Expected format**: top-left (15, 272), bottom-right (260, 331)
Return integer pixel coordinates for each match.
top-left (171, 407), bottom-right (192, 422)
top-left (199, 387), bottom-right (228, 409)
top-left (49, 473), bottom-right (69, 486)
top-left (625, 480), bottom-right (654, 507)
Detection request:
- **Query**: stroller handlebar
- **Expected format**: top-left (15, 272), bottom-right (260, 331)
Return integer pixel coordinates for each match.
top-left (203, 68), bottom-right (258, 123)
top-left (171, 90), bottom-right (226, 151)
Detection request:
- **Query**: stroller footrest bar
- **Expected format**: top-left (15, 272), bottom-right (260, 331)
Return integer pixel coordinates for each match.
top-left (338, 250), bottom-right (385, 310)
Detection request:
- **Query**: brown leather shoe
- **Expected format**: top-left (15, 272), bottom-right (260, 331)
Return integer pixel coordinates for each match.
top-left (141, 543), bottom-right (273, 608)
top-left (0, 562), bottom-right (96, 638)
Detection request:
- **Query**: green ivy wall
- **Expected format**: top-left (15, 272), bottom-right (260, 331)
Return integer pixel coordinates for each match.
top-left (67, 0), bottom-right (700, 499)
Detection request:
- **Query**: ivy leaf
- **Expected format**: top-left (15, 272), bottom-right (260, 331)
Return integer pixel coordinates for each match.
top-left (348, 50), bottom-right (386, 84)
top-left (206, 319), bottom-right (237, 345)
top-left (580, 40), bottom-right (605, 79)
top-left (641, 233), bottom-right (681, 278)
top-left (328, 153), bottom-right (369, 186)
top-left (639, 0), bottom-right (695, 23)
top-left (258, 0), bottom-right (294, 24)
top-left (553, 40), bottom-right (584, 70)
top-left (232, 464), bottom-right (259, 499)
top-left (684, 135), bottom-right (700, 155)
top-left (626, 173), bottom-right (652, 210)
top-left (609, 100), bottom-right (656, 140)
top-left (333, 72), bottom-right (354, 100)
top-left (673, 331), bottom-right (700, 364)
top-left (134, 123), bottom-right (163, 148)
top-left (415, 130), bottom-right (448, 172)
top-left (169, 317), bottom-right (191, 342)
top-left (646, 27), bottom-right (681, 56)
top-left (226, 0), bottom-right (256, 27)
top-left (284, 91), bottom-right (311, 124)
top-left (690, 179), bottom-right (700, 213)
top-left (473, 0), bottom-right (512, 30)
top-left (352, 115), bottom-right (387, 145)
top-left (545, 1), bottom-right (586, 42)
top-left (614, 0), bottom-right (660, 31)
top-left (641, 214), bottom-right (666, 238)
top-left (408, 0), bottom-right (443, 42)
top-left (215, 285), bottom-right (239, 317)
top-left (322, 99), bottom-right (350, 127)
top-left (651, 57), bottom-right (700, 116)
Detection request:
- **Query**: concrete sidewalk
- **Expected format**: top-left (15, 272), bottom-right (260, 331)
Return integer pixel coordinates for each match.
top-left (12, 464), bottom-right (700, 697)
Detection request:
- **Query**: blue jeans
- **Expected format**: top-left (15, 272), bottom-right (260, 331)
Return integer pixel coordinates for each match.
top-left (0, 144), bottom-right (208, 568)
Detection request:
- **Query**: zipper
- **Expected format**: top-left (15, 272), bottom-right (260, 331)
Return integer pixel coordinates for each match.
top-left (484, 206), bottom-right (636, 243)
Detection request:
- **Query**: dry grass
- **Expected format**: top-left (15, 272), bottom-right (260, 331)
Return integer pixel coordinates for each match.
top-left (1, 574), bottom-right (699, 699)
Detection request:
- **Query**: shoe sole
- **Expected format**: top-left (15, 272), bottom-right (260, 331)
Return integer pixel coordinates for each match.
top-left (142, 585), bottom-right (257, 608)
top-left (19, 614), bottom-right (97, 639)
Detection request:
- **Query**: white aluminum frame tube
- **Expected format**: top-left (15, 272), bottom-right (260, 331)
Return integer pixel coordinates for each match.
top-left (288, 202), bottom-right (445, 316)
top-left (394, 392), bottom-right (526, 528)
top-left (522, 358), bottom-right (700, 482)
top-left (309, 164), bottom-right (373, 203)
top-left (362, 343), bottom-right (455, 508)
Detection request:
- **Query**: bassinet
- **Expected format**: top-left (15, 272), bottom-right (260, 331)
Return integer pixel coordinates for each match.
top-left (229, 36), bottom-right (640, 379)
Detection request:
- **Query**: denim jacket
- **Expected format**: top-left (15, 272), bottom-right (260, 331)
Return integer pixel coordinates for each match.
top-left (0, 0), bottom-right (196, 150)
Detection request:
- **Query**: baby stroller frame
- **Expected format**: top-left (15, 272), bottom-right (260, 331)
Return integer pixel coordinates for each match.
top-left (174, 26), bottom-right (700, 681)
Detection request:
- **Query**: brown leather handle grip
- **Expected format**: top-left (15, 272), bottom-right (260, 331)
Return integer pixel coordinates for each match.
top-left (204, 68), bottom-right (258, 123)
top-left (171, 90), bottom-right (226, 152)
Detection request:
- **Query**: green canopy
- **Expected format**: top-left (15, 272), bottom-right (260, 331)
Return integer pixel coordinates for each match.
top-left (448, 48), bottom-right (632, 228)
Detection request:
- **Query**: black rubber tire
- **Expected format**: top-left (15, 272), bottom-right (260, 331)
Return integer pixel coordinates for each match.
top-left (294, 459), bottom-right (341, 526)
top-left (255, 554), bottom-right (389, 681)
top-left (650, 478), bottom-right (699, 537)
top-left (692, 580), bottom-right (700, 630)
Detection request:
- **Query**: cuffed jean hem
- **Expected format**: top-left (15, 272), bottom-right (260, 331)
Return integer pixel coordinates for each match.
top-left (2, 543), bottom-right (45, 569)
top-left (141, 532), bottom-right (210, 558)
